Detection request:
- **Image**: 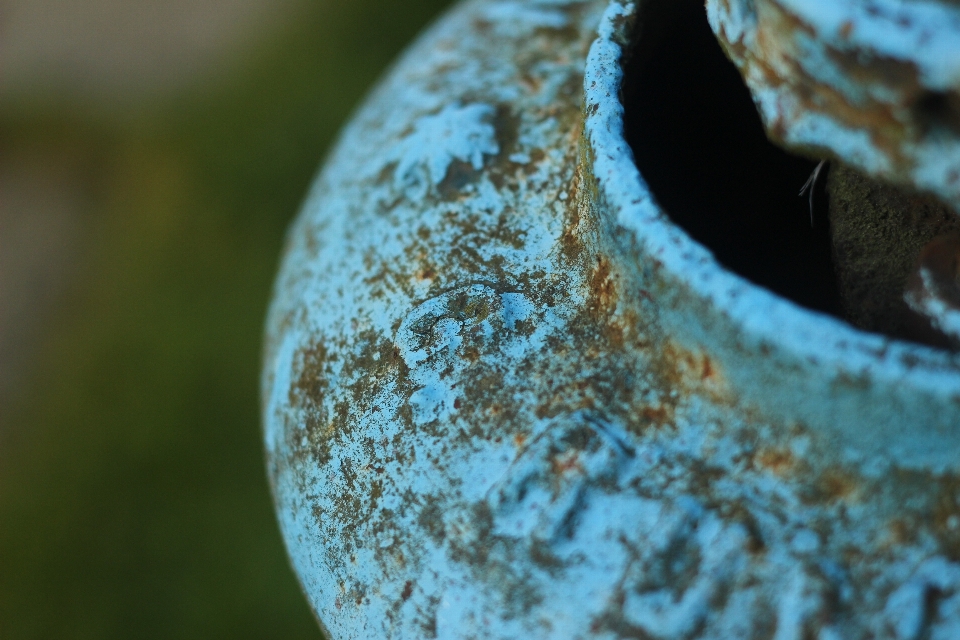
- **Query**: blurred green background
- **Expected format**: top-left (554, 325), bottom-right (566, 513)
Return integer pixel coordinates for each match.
top-left (0, 1), bottom-right (451, 637)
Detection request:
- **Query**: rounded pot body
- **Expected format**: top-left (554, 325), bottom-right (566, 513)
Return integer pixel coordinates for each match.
top-left (263, 1), bottom-right (960, 637)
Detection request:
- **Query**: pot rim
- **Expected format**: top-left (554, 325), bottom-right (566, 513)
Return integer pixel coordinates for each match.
top-left (583, 0), bottom-right (960, 398)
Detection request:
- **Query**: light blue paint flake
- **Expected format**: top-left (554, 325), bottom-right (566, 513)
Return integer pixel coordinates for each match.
top-left (391, 102), bottom-right (499, 197)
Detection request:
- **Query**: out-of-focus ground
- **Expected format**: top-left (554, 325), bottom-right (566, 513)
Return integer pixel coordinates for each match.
top-left (0, 0), bottom-right (303, 102)
top-left (0, 0), bottom-right (300, 422)
top-left (0, 0), bottom-right (451, 637)
top-left (0, 155), bottom-right (84, 418)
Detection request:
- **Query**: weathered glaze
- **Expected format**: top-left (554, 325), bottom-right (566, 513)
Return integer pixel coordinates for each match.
top-left (263, 0), bottom-right (960, 637)
top-left (706, 0), bottom-right (960, 210)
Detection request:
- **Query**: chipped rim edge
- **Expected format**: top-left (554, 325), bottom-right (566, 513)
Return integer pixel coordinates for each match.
top-left (583, 1), bottom-right (960, 400)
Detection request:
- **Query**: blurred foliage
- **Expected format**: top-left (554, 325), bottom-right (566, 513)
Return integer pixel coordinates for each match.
top-left (0, 0), bottom-right (452, 637)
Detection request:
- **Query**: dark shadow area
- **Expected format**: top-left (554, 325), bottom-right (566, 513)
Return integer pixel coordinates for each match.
top-left (622, 0), bottom-right (841, 316)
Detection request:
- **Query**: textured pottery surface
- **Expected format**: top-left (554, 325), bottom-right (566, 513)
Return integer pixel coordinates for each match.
top-left (707, 0), bottom-right (960, 210)
top-left (263, 0), bottom-right (960, 637)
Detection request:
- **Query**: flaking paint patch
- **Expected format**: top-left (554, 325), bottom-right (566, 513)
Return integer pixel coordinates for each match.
top-left (390, 102), bottom-right (500, 199)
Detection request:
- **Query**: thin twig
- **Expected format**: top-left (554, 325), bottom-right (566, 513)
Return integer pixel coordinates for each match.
top-left (799, 160), bottom-right (826, 227)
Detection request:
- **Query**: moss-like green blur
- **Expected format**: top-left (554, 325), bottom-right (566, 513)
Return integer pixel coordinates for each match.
top-left (0, 1), bottom-right (452, 637)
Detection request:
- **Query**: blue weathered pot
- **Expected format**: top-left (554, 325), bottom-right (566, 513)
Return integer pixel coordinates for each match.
top-left (263, 1), bottom-right (960, 637)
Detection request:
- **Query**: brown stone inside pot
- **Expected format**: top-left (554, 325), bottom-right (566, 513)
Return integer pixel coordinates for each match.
top-left (828, 164), bottom-right (960, 349)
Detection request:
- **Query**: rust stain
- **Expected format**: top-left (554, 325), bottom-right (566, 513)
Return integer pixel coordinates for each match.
top-left (816, 468), bottom-right (860, 502)
top-left (755, 448), bottom-right (796, 476)
top-left (640, 404), bottom-right (674, 427)
top-left (513, 432), bottom-right (527, 449)
top-left (932, 476), bottom-right (960, 560)
top-left (587, 255), bottom-right (617, 315)
top-left (886, 518), bottom-right (914, 546)
top-left (653, 340), bottom-right (729, 406)
top-left (416, 266), bottom-right (436, 281)
top-left (839, 20), bottom-right (853, 39)
top-left (560, 172), bottom-right (586, 263)
top-left (550, 451), bottom-right (583, 476)
top-left (293, 341), bottom-right (330, 405)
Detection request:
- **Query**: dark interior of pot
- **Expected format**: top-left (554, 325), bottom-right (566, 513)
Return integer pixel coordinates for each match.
top-left (620, 0), bottom-right (959, 350)
top-left (621, 0), bottom-right (840, 315)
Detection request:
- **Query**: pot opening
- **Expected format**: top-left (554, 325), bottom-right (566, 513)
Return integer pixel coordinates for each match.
top-left (621, 0), bottom-right (841, 317)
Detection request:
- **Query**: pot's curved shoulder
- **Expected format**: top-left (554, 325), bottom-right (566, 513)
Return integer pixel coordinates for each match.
top-left (263, 0), bottom-right (614, 636)
top-left (265, 0), bottom-right (960, 638)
